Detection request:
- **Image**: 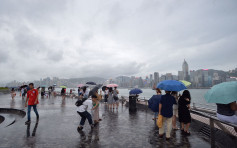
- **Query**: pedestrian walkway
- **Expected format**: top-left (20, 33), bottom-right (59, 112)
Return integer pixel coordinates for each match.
top-left (0, 93), bottom-right (212, 147)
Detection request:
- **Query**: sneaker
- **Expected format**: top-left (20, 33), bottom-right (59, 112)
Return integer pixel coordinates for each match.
top-left (25, 120), bottom-right (31, 125)
top-left (166, 137), bottom-right (171, 141)
top-left (77, 126), bottom-right (83, 131)
top-left (159, 134), bottom-right (164, 138)
top-left (185, 131), bottom-right (191, 136)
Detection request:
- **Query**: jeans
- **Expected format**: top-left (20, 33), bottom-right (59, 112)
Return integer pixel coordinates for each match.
top-left (77, 111), bottom-right (93, 126)
top-left (27, 105), bottom-right (39, 121)
top-left (159, 117), bottom-right (172, 138)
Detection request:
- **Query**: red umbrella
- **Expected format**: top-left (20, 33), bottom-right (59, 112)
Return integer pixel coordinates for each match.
top-left (78, 84), bottom-right (84, 87)
top-left (107, 84), bottom-right (118, 88)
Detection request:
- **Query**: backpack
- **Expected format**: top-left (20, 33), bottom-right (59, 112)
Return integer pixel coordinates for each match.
top-left (75, 98), bottom-right (87, 107)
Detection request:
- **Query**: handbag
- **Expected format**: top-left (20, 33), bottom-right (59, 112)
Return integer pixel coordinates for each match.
top-left (156, 114), bottom-right (163, 128)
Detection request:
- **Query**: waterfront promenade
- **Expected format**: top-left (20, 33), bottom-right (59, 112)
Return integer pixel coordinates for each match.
top-left (0, 93), bottom-right (222, 148)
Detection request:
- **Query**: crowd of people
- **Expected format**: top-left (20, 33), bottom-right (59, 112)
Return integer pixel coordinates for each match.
top-left (10, 83), bottom-right (237, 137)
top-left (76, 86), bottom-right (119, 130)
top-left (148, 89), bottom-right (192, 139)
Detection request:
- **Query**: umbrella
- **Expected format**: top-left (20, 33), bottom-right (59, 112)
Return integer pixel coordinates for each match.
top-left (102, 86), bottom-right (107, 91)
top-left (41, 85), bottom-right (47, 88)
top-left (107, 84), bottom-right (118, 88)
top-left (78, 84), bottom-right (84, 88)
top-left (180, 80), bottom-right (191, 87)
top-left (20, 85), bottom-right (28, 88)
top-left (204, 81), bottom-right (237, 104)
top-left (86, 82), bottom-right (97, 85)
top-left (53, 84), bottom-right (57, 86)
top-left (129, 88), bottom-right (143, 95)
top-left (60, 86), bottom-right (67, 88)
top-left (89, 84), bottom-right (103, 96)
top-left (157, 80), bottom-right (187, 91)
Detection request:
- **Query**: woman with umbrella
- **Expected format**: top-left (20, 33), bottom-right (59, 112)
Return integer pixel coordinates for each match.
top-left (178, 90), bottom-right (192, 135)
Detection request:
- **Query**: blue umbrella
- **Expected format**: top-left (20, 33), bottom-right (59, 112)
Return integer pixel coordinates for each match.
top-left (157, 80), bottom-right (187, 91)
top-left (129, 88), bottom-right (143, 95)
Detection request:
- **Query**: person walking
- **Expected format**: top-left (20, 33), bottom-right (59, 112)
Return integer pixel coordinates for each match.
top-left (171, 91), bottom-right (179, 130)
top-left (77, 95), bottom-right (95, 131)
top-left (178, 90), bottom-right (192, 135)
top-left (107, 87), bottom-right (114, 109)
top-left (113, 87), bottom-right (119, 109)
top-left (25, 83), bottom-right (39, 125)
top-left (158, 91), bottom-right (177, 140)
top-left (148, 88), bottom-right (162, 121)
top-left (61, 88), bottom-right (66, 99)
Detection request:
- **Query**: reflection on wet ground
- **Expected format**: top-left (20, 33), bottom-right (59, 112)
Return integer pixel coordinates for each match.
top-left (0, 93), bottom-right (211, 147)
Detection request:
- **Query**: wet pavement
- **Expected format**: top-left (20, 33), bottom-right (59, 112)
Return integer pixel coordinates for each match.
top-left (0, 93), bottom-right (212, 148)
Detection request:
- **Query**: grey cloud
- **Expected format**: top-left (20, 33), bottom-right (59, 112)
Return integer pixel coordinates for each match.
top-left (0, 0), bottom-right (237, 83)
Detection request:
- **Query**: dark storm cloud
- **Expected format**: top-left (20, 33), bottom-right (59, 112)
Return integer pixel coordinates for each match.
top-left (0, 0), bottom-right (236, 83)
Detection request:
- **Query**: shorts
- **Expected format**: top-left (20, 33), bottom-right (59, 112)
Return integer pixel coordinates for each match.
top-left (173, 109), bottom-right (178, 117)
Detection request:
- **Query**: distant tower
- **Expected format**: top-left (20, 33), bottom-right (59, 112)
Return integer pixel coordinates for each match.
top-left (182, 59), bottom-right (189, 81)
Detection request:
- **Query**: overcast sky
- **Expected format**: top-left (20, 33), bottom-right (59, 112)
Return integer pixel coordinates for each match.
top-left (0, 0), bottom-right (237, 83)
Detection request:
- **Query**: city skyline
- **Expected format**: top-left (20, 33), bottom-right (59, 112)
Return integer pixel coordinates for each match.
top-left (5, 59), bottom-right (237, 88)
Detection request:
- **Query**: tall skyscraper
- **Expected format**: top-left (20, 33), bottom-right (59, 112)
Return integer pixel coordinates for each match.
top-left (154, 72), bottom-right (159, 85)
top-left (182, 59), bottom-right (189, 81)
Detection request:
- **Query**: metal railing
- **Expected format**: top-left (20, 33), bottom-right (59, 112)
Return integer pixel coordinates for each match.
top-left (190, 109), bottom-right (237, 148)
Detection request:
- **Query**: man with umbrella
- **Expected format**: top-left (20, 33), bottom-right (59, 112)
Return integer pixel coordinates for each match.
top-left (157, 80), bottom-right (186, 140)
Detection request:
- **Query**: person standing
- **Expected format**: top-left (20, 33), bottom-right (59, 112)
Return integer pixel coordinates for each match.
top-left (171, 91), bottom-right (179, 130)
top-left (148, 88), bottom-right (162, 121)
top-left (11, 88), bottom-right (16, 99)
top-left (113, 87), bottom-right (119, 109)
top-left (25, 83), bottom-right (39, 125)
top-left (178, 90), bottom-right (192, 135)
top-left (158, 91), bottom-right (177, 140)
top-left (107, 87), bottom-right (114, 109)
top-left (77, 95), bottom-right (94, 131)
top-left (92, 94), bottom-right (100, 125)
top-left (104, 87), bottom-right (109, 104)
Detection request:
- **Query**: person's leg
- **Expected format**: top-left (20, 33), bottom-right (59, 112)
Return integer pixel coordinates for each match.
top-left (84, 111), bottom-right (93, 125)
top-left (159, 117), bottom-right (166, 136)
top-left (184, 123), bottom-right (190, 133)
top-left (181, 122), bottom-right (184, 130)
top-left (166, 117), bottom-right (172, 138)
top-left (27, 105), bottom-right (32, 121)
top-left (32, 105), bottom-right (39, 119)
top-left (78, 112), bottom-right (86, 127)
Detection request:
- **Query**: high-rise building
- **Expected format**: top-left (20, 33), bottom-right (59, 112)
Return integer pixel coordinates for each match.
top-left (166, 73), bottom-right (173, 80)
top-left (154, 72), bottom-right (159, 85)
top-left (182, 59), bottom-right (189, 81)
top-left (178, 71), bottom-right (183, 80)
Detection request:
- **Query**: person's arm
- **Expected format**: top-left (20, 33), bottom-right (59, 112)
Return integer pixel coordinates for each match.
top-left (159, 103), bottom-right (162, 115)
top-left (25, 93), bottom-right (29, 107)
top-left (92, 101), bottom-right (99, 110)
top-left (34, 90), bottom-right (38, 104)
top-left (230, 102), bottom-right (237, 111)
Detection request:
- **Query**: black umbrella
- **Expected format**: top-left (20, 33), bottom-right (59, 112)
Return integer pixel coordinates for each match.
top-left (86, 82), bottom-right (97, 85)
top-left (20, 85), bottom-right (28, 88)
top-left (102, 86), bottom-right (107, 91)
top-left (89, 84), bottom-right (102, 96)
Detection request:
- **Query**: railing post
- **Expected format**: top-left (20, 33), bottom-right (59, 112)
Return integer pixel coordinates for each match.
top-left (210, 118), bottom-right (215, 148)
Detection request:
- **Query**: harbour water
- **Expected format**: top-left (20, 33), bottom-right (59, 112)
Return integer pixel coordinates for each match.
top-left (55, 88), bottom-right (216, 110)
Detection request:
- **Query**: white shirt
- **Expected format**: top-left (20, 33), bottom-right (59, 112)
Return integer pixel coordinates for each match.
top-left (77, 99), bottom-right (93, 113)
